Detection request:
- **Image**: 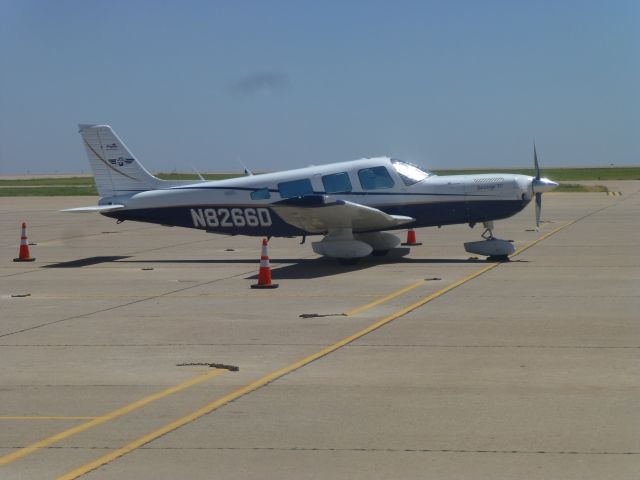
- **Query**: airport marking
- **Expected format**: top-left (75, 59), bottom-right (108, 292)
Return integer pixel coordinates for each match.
top-left (56, 221), bottom-right (580, 478)
top-left (511, 221), bottom-right (573, 258)
top-left (343, 221), bottom-right (574, 318)
top-left (0, 368), bottom-right (225, 466)
top-left (344, 279), bottom-right (427, 316)
top-left (57, 264), bottom-right (503, 479)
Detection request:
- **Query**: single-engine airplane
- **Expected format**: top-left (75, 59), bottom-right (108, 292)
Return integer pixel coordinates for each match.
top-left (65, 124), bottom-right (558, 263)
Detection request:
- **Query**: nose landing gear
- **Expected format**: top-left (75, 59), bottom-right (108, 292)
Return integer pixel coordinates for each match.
top-left (464, 221), bottom-right (514, 261)
top-left (481, 221), bottom-right (495, 240)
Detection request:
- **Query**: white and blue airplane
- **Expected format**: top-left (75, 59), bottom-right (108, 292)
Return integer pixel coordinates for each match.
top-left (65, 124), bottom-right (558, 263)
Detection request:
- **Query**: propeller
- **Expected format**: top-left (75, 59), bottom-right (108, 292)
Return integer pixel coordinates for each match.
top-left (530, 144), bottom-right (558, 231)
top-left (534, 145), bottom-right (542, 230)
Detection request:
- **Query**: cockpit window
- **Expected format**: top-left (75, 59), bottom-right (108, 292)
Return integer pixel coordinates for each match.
top-left (322, 172), bottom-right (352, 193)
top-left (358, 166), bottom-right (395, 190)
top-left (391, 159), bottom-right (431, 186)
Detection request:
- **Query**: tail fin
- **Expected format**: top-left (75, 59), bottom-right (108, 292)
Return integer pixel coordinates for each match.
top-left (78, 124), bottom-right (161, 197)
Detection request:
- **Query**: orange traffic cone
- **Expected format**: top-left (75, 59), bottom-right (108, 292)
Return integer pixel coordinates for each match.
top-left (13, 222), bottom-right (35, 262)
top-left (251, 238), bottom-right (278, 289)
top-left (401, 228), bottom-right (422, 246)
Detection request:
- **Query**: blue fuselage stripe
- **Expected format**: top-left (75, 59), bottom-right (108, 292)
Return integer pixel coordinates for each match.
top-left (105, 198), bottom-right (530, 237)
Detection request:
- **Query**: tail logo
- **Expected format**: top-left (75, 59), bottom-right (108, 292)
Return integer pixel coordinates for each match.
top-left (83, 138), bottom-right (139, 181)
top-left (108, 157), bottom-right (135, 167)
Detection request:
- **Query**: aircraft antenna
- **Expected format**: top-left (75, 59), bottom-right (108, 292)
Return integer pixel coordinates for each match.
top-left (190, 165), bottom-right (206, 181)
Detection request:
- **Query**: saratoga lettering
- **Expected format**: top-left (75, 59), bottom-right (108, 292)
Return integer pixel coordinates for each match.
top-left (191, 208), bottom-right (272, 228)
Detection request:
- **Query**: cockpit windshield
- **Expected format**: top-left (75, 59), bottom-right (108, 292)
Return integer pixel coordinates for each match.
top-left (391, 159), bottom-right (432, 186)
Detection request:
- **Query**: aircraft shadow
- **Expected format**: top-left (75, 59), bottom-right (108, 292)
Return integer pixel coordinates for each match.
top-left (42, 256), bottom-right (132, 268)
top-left (40, 251), bottom-right (523, 279)
top-left (257, 252), bottom-right (508, 280)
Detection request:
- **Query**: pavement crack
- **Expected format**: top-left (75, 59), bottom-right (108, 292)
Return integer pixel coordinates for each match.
top-left (2, 344), bottom-right (637, 349)
top-left (0, 268), bottom-right (257, 339)
top-left (21, 446), bottom-right (639, 455)
top-left (177, 362), bottom-right (239, 372)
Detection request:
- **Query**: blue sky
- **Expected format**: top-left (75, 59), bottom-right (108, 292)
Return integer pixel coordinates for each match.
top-left (1, 0), bottom-right (638, 173)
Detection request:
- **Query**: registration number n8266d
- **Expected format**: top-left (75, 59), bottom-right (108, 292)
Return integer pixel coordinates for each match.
top-left (190, 207), bottom-right (272, 228)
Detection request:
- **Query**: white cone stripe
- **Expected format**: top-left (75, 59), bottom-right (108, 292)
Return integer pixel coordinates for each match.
top-left (260, 259), bottom-right (270, 268)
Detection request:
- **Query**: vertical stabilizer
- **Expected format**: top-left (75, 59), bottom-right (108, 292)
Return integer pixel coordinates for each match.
top-left (78, 124), bottom-right (160, 197)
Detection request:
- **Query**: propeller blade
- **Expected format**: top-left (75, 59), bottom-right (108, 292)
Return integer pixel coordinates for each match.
top-left (533, 143), bottom-right (540, 180)
top-left (535, 192), bottom-right (542, 230)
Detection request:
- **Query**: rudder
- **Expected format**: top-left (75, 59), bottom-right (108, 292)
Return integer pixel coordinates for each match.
top-left (79, 124), bottom-right (160, 197)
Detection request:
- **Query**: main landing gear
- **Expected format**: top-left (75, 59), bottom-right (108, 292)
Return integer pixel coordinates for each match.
top-left (464, 221), bottom-right (515, 261)
top-left (311, 229), bottom-right (401, 265)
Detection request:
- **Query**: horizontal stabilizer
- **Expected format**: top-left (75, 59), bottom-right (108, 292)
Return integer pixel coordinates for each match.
top-left (61, 205), bottom-right (125, 213)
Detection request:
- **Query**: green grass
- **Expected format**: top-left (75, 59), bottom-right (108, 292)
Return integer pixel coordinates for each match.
top-left (0, 172), bottom-right (243, 196)
top-left (0, 177), bottom-right (95, 186)
top-left (554, 184), bottom-right (609, 193)
top-left (0, 167), bottom-right (635, 196)
top-left (432, 167), bottom-right (640, 181)
top-left (0, 186), bottom-right (98, 196)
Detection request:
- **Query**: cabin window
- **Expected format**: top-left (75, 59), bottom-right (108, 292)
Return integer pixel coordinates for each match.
top-left (391, 159), bottom-right (431, 186)
top-left (278, 178), bottom-right (314, 198)
top-left (358, 166), bottom-right (395, 190)
top-left (322, 172), bottom-right (352, 193)
top-left (250, 188), bottom-right (271, 200)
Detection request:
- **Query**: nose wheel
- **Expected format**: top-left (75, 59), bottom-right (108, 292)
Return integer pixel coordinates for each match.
top-left (464, 220), bottom-right (514, 261)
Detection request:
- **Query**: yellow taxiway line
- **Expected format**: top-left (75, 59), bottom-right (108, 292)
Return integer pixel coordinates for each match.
top-left (344, 279), bottom-right (427, 316)
top-left (345, 220), bottom-right (573, 317)
top-left (511, 222), bottom-right (573, 258)
top-left (57, 265), bottom-right (503, 479)
top-left (56, 223), bottom-right (571, 479)
top-left (0, 368), bottom-right (225, 467)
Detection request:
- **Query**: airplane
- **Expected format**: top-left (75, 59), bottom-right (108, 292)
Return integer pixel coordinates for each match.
top-left (65, 124), bottom-right (558, 263)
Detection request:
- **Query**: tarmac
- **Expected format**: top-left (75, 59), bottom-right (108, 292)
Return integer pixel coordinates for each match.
top-left (0, 183), bottom-right (638, 479)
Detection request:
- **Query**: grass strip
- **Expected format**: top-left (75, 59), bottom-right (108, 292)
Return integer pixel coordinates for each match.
top-left (554, 184), bottom-right (608, 193)
top-left (0, 186), bottom-right (98, 197)
top-left (432, 167), bottom-right (640, 181)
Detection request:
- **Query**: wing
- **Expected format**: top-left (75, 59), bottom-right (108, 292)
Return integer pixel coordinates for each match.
top-left (271, 195), bottom-right (414, 234)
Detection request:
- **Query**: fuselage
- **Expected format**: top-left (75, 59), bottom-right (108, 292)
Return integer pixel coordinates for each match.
top-left (101, 157), bottom-right (534, 236)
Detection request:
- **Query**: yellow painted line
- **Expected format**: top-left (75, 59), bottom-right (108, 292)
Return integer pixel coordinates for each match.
top-left (511, 221), bottom-right (573, 258)
top-left (57, 267), bottom-right (500, 480)
top-left (345, 221), bottom-right (573, 318)
top-left (58, 224), bottom-right (574, 479)
top-left (0, 416), bottom-right (98, 420)
top-left (344, 279), bottom-right (427, 316)
top-left (0, 368), bottom-right (225, 466)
